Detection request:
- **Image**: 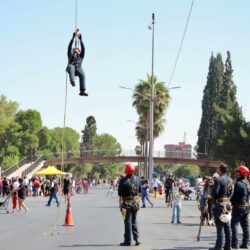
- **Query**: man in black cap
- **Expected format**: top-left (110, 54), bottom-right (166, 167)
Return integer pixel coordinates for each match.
top-left (209, 164), bottom-right (233, 250)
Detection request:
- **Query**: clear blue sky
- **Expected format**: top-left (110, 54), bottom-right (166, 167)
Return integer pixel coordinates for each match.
top-left (0, 1), bottom-right (249, 152)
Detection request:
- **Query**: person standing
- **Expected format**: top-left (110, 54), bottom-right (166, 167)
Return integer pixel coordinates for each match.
top-left (63, 175), bottom-right (71, 202)
top-left (140, 176), bottom-right (153, 208)
top-left (230, 165), bottom-right (249, 249)
top-left (209, 164), bottom-right (233, 250)
top-left (118, 163), bottom-right (141, 246)
top-left (171, 189), bottom-right (182, 224)
top-left (152, 176), bottom-right (160, 198)
top-left (11, 178), bottom-right (19, 213)
top-left (46, 177), bottom-right (60, 207)
top-left (17, 178), bottom-right (29, 212)
top-left (164, 173), bottom-right (175, 203)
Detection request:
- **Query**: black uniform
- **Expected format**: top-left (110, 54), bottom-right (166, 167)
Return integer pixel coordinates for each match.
top-left (210, 173), bottom-right (233, 250)
top-left (230, 177), bottom-right (249, 248)
top-left (118, 175), bottom-right (141, 245)
top-left (164, 177), bottom-right (175, 202)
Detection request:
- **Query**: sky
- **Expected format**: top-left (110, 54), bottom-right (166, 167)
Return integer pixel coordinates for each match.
top-left (0, 0), bottom-right (249, 153)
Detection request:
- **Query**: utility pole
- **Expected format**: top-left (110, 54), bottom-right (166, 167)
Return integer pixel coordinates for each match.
top-left (148, 13), bottom-right (155, 184)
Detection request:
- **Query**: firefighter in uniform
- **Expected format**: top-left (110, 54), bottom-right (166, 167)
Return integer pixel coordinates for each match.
top-left (209, 164), bottom-right (233, 250)
top-left (230, 165), bottom-right (250, 249)
top-left (118, 163), bottom-right (141, 246)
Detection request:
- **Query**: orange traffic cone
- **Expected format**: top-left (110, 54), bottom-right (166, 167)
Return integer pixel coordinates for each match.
top-left (64, 196), bottom-right (74, 226)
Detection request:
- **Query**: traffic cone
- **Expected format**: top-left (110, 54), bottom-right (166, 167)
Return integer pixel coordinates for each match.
top-left (64, 196), bottom-right (74, 226)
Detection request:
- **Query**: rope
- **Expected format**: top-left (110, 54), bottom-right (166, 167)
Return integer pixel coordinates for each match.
top-left (168, 0), bottom-right (195, 87)
top-left (61, 72), bottom-right (68, 173)
top-left (75, 0), bottom-right (78, 31)
top-left (45, 0), bottom-right (77, 238)
top-left (44, 74), bottom-right (68, 237)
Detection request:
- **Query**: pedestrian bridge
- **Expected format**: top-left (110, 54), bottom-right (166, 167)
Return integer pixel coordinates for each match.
top-left (43, 150), bottom-right (222, 168)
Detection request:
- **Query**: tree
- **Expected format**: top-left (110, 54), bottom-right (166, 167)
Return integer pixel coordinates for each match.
top-left (0, 96), bottom-right (20, 168)
top-left (173, 165), bottom-right (200, 178)
top-left (15, 109), bottom-right (42, 134)
top-left (93, 133), bottom-right (121, 156)
top-left (133, 75), bottom-right (170, 140)
top-left (133, 75), bottom-right (170, 174)
top-left (81, 116), bottom-right (97, 154)
top-left (197, 53), bottom-right (224, 159)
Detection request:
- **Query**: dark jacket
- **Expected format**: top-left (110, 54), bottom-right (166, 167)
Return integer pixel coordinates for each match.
top-left (118, 175), bottom-right (141, 198)
top-left (67, 37), bottom-right (85, 66)
top-left (212, 173), bottom-right (233, 201)
top-left (230, 177), bottom-right (249, 205)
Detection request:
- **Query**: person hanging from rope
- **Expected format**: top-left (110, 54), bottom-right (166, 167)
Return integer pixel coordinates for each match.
top-left (66, 29), bottom-right (88, 96)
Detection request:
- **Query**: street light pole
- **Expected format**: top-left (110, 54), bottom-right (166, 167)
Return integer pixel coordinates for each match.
top-left (148, 13), bottom-right (155, 184)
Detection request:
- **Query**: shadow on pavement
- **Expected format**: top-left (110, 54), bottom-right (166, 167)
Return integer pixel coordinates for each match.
top-left (59, 244), bottom-right (117, 248)
top-left (152, 247), bottom-right (208, 250)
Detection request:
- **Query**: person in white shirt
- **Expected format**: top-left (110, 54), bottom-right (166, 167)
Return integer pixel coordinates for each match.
top-left (171, 189), bottom-right (182, 224)
top-left (152, 177), bottom-right (161, 198)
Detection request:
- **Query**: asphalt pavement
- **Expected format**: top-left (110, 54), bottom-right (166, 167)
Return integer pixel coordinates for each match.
top-left (0, 188), bottom-right (222, 250)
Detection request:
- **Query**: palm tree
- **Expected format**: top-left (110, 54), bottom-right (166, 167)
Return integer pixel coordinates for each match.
top-left (133, 74), bottom-right (170, 177)
top-left (133, 74), bottom-right (170, 140)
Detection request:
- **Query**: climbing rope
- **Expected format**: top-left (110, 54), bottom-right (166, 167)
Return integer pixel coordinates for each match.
top-left (75, 0), bottom-right (78, 31)
top-left (45, 0), bottom-right (79, 237)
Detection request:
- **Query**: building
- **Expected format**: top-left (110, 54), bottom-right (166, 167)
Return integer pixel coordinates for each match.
top-left (164, 142), bottom-right (192, 159)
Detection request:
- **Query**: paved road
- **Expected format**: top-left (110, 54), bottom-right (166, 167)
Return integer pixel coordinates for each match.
top-left (0, 188), bottom-right (219, 250)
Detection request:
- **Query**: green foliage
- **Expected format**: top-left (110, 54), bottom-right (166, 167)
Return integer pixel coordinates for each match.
top-left (2, 145), bottom-right (20, 168)
top-left (173, 165), bottom-right (200, 178)
top-left (0, 96), bottom-right (20, 169)
top-left (197, 51), bottom-right (249, 169)
top-left (81, 116), bottom-right (97, 151)
top-left (197, 53), bottom-right (224, 158)
top-left (132, 74), bottom-right (170, 143)
top-left (135, 145), bottom-right (142, 156)
top-left (15, 109), bottom-right (42, 133)
top-left (0, 95), bottom-right (19, 126)
top-left (93, 133), bottom-right (121, 155)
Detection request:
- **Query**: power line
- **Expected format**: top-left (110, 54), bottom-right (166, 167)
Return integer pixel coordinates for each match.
top-left (168, 0), bottom-right (195, 87)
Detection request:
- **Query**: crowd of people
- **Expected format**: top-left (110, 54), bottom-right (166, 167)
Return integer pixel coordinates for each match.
top-left (117, 163), bottom-right (250, 249)
top-left (1, 163), bottom-right (249, 249)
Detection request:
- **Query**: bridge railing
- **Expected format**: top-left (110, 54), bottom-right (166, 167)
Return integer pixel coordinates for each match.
top-left (40, 149), bottom-right (193, 160)
top-left (2, 158), bottom-right (27, 177)
top-left (21, 155), bottom-right (46, 177)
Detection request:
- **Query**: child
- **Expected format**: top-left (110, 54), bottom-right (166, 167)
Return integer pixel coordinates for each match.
top-left (171, 190), bottom-right (182, 224)
top-left (11, 178), bottom-right (19, 214)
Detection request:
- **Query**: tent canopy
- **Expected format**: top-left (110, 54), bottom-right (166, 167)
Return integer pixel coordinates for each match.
top-left (36, 165), bottom-right (66, 176)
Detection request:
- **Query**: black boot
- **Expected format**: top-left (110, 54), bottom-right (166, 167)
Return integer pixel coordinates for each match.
top-left (120, 242), bottom-right (131, 246)
top-left (70, 80), bottom-right (75, 87)
top-left (135, 240), bottom-right (140, 246)
top-left (79, 91), bottom-right (88, 96)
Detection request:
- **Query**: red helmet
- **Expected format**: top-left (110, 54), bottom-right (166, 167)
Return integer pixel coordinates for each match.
top-left (125, 163), bottom-right (135, 175)
top-left (236, 165), bottom-right (249, 177)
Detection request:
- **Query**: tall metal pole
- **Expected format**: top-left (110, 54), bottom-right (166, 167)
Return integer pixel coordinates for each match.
top-left (148, 13), bottom-right (155, 184)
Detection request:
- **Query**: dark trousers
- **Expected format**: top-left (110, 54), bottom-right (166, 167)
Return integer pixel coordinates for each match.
top-left (124, 210), bottom-right (139, 243)
top-left (165, 189), bottom-right (171, 202)
top-left (66, 64), bottom-right (86, 91)
top-left (213, 205), bottom-right (231, 249)
top-left (231, 207), bottom-right (249, 247)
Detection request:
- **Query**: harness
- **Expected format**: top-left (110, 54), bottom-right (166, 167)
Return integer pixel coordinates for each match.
top-left (121, 176), bottom-right (140, 212)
